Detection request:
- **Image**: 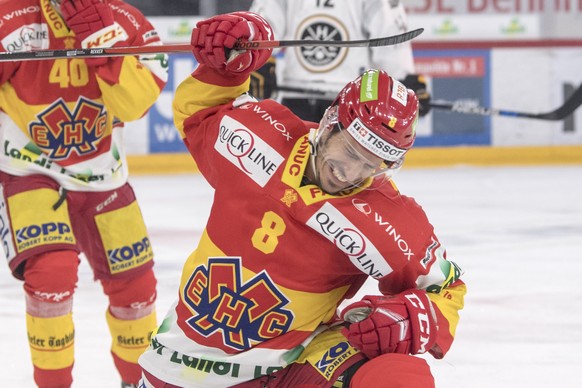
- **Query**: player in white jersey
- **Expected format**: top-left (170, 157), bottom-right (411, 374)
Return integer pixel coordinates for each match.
top-left (249, 0), bottom-right (431, 121)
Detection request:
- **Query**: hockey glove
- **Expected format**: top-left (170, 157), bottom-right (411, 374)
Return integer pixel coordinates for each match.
top-left (401, 74), bottom-right (431, 117)
top-left (191, 12), bottom-right (274, 77)
top-left (60, 0), bottom-right (128, 66)
top-left (340, 290), bottom-right (438, 359)
top-left (250, 57), bottom-right (277, 99)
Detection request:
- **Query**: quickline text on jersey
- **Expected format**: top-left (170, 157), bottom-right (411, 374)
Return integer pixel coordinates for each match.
top-left (218, 125), bottom-right (280, 176)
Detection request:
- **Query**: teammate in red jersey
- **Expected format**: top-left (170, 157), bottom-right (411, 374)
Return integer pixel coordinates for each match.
top-left (139, 12), bottom-right (465, 388)
top-left (0, 1), bottom-right (168, 387)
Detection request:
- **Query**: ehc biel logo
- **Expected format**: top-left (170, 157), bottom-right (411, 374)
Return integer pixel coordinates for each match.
top-left (182, 257), bottom-right (293, 351)
top-left (29, 97), bottom-right (108, 160)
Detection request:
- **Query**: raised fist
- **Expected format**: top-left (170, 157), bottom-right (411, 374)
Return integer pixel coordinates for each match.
top-left (340, 290), bottom-right (438, 359)
top-left (191, 12), bottom-right (273, 77)
top-left (60, 0), bottom-right (128, 66)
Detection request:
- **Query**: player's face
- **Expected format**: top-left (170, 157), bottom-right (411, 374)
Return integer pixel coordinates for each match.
top-left (314, 126), bottom-right (384, 194)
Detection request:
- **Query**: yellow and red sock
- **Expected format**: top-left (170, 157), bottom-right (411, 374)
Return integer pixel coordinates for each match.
top-left (106, 308), bottom-right (157, 384)
top-left (26, 313), bottom-right (75, 388)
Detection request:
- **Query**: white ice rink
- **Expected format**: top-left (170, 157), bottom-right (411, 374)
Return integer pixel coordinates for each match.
top-left (2, 165), bottom-right (582, 387)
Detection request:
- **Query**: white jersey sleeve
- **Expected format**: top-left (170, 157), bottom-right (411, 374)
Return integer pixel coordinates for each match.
top-left (249, 0), bottom-right (287, 44)
top-left (249, 0), bottom-right (415, 97)
top-left (365, 0), bottom-right (415, 79)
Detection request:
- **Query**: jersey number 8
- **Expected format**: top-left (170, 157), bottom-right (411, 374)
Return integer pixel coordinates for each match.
top-left (251, 211), bottom-right (286, 254)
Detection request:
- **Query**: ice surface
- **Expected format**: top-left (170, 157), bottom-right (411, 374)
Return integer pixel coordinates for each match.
top-left (2, 165), bottom-right (581, 387)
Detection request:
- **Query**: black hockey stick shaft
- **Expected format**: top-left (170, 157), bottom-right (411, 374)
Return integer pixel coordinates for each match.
top-left (276, 83), bottom-right (582, 121)
top-left (0, 28), bottom-right (423, 62)
top-left (0, 44), bottom-right (188, 62)
top-left (430, 82), bottom-right (582, 120)
top-left (233, 28), bottom-right (424, 50)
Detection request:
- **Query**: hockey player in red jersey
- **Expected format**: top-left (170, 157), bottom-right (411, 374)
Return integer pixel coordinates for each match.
top-left (0, 0), bottom-right (168, 387)
top-left (138, 12), bottom-right (465, 388)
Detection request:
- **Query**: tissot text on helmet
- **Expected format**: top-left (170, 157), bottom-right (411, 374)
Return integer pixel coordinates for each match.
top-left (346, 118), bottom-right (406, 161)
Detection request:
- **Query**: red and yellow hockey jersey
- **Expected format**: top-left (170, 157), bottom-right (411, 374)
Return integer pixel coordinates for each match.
top-left (0, 0), bottom-right (168, 191)
top-left (140, 65), bottom-right (466, 386)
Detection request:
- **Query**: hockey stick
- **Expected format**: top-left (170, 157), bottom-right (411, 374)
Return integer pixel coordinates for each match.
top-left (275, 84), bottom-right (582, 121)
top-left (429, 84), bottom-right (582, 121)
top-left (0, 28), bottom-right (423, 62)
top-left (233, 28), bottom-right (424, 50)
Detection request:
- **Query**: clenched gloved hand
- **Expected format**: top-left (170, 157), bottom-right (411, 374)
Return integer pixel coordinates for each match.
top-left (340, 290), bottom-right (438, 359)
top-left (401, 74), bottom-right (431, 117)
top-left (190, 12), bottom-right (274, 78)
top-left (60, 0), bottom-right (128, 66)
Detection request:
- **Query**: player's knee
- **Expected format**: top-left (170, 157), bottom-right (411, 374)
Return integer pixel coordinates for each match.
top-left (103, 269), bottom-right (157, 319)
top-left (349, 354), bottom-right (435, 388)
top-left (23, 250), bottom-right (79, 317)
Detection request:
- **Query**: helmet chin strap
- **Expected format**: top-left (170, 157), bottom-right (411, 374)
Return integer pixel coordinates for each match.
top-left (50, 0), bottom-right (63, 17)
top-left (307, 127), bottom-right (321, 185)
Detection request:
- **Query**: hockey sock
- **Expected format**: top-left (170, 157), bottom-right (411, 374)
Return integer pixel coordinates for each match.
top-left (106, 308), bottom-right (157, 384)
top-left (26, 312), bottom-right (75, 388)
top-left (23, 250), bottom-right (79, 388)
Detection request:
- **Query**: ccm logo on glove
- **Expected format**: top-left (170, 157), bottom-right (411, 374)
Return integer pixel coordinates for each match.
top-left (403, 292), bottom-right (432, 353)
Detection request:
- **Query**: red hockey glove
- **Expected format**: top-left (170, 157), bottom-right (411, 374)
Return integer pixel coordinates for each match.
top-left (60, 0), bottom-right (128, 66)
top-left (340, 290), bottom-right (438, 359)
top-left (401, 74), bottom-right (431, 117)
top-left (191, 12), bottom-right (273, 77)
